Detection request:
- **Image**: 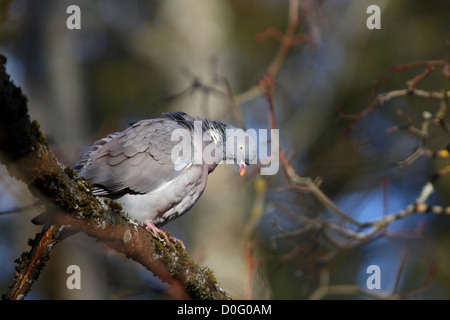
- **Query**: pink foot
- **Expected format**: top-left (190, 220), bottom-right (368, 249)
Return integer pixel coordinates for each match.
top-left (171, 237), bottom-right (185, 249)
top-left (144, 221), bottom-right (185, 249)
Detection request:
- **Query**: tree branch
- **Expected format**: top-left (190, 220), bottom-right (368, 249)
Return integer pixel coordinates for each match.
top-left (0, 54), bottom-right (230, 300)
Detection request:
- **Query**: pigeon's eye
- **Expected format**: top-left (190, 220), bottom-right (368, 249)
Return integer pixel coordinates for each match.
top-left (239, 145), bottom-right (244, 150)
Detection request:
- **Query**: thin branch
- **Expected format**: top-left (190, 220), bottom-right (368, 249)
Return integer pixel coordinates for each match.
top-left (236, 0), bottom-right (325, 108)
top-left (308, 250), bottom-right (437, 300)
top-left (4, 225), bottom-right (61, 300)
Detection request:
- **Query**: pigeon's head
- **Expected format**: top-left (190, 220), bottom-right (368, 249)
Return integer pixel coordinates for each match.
top-left (219, 124), bottom-right (257, 176)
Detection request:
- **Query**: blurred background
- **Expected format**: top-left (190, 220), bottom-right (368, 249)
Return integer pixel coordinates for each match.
top-left (0, 0), bottom-right (449, 299)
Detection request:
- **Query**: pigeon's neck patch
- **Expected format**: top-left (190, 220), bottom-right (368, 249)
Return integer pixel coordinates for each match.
top-left (208, 121), bottom-right (227, 137)
top-left (208, 128), bottom-right (221, 144)
top-left (164, 111), bottom-right (230, 153)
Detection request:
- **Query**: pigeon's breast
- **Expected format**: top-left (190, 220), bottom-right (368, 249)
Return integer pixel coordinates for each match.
top-left (114, 164), bottom-right (208, 227)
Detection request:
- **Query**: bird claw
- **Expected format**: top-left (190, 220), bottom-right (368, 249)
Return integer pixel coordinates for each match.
top-left (144, 221), bottom-right (185, 249)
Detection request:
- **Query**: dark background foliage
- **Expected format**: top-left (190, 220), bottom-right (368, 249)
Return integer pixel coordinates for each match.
top-left (0, 0), bottom-right (449, 299)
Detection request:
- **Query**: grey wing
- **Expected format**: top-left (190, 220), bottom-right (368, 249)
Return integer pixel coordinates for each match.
top-left (74, 119), bottom-right (191, 196)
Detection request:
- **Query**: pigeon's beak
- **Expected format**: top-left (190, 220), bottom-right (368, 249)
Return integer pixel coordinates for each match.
top-left (239, 160), bottom-right (246, 176)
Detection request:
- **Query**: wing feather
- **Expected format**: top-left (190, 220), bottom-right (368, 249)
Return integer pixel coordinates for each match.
top-left (74, 118), bottom-right (191, 195)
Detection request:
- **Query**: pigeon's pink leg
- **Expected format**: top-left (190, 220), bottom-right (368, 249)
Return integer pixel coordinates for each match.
top-left (144, 221), bottom-right (185, 249)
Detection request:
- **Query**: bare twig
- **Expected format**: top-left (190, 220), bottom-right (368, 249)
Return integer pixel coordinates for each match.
top-left (308, 251), bottom-right (437, 300)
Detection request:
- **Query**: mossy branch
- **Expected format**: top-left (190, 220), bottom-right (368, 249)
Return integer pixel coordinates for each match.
top-left (0, 54), bottom-right (230, 300)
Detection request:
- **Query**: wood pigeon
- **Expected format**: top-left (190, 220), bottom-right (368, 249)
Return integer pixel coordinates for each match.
top-left (73, 112), bottom-right (257, 246)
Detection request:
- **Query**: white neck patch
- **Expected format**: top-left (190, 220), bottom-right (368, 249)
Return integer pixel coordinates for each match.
top-left (208, 128), bottom-right (221, 144)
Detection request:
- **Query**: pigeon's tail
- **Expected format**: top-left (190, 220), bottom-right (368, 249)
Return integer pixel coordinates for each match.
top-left (31, 203), bottom-right (78, 240)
